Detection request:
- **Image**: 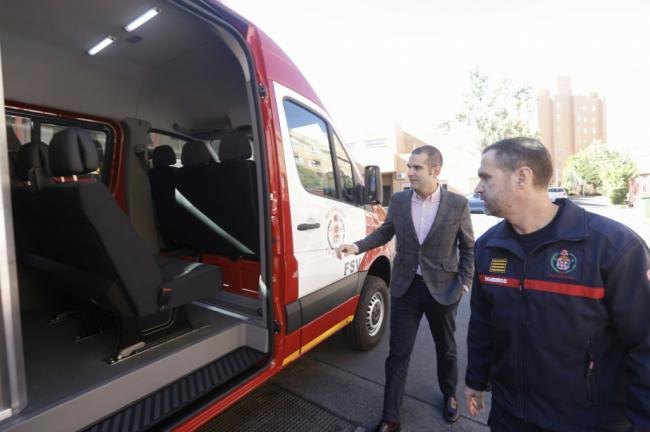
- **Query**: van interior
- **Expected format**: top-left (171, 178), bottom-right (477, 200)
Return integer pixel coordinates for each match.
top-left (0, 1), bottom-right (269, 430)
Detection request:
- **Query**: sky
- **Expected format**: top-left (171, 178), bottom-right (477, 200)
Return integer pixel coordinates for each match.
top-left (225, 0), bottom-right (650, 155)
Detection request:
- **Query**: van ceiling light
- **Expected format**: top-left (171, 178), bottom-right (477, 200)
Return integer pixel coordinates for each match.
top-left (87, 36), bottom-right (116, 56)
top-left (124, 8), bottom-right (160, 32)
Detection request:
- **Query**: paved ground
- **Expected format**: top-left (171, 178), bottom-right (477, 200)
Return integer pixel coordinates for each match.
top-left (227, 197), bottom-right (650, 431)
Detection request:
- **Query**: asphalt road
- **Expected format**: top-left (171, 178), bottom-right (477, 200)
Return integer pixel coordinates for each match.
top-left (237, 197), bottom-right (649, 431)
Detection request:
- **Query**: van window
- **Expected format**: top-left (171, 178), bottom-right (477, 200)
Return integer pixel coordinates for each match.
top-left (6, 114), bottom-right (32, 144)
top-left (6, 112), bottom-right (110, 182)
top-left (332, 134), bottom-right (355, 204)
top-left (284, 100), bottom-right (337, 199)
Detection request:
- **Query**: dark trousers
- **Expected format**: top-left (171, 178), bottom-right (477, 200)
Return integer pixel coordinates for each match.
top-left (382, 276), bottom-right (459, 422)
top-left (488, 404), bottom-right (552, 432)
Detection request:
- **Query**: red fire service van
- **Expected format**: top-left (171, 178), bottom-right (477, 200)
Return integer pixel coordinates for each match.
top-left (0, 1), bottom-right (392, 431)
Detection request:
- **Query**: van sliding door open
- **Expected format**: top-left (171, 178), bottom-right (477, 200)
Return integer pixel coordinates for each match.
top-left (0, 43), bottom-right (28, 421)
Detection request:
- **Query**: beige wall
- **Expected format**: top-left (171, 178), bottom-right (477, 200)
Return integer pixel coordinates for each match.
top-left (537, 90), bottom-right (555, 162)
top-left (537, 77), bottom-right (607, 175)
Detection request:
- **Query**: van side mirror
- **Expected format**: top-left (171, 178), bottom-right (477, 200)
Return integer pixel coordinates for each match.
top-left (363, 165), bottom-right (383, 205)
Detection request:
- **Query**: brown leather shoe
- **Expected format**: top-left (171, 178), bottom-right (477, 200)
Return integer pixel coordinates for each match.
top-left (374, 420), bottom-right (401, 432)
top-left (443, 395), bottom-right (460, 423)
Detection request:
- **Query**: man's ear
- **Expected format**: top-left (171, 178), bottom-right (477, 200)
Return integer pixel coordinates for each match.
top-left (516, 166), bottom-right (534, 188)
top-left (432, 165), bottom-right (442, 177)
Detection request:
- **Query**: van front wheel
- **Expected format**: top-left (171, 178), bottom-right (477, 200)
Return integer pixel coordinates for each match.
top-left (345, 275), bottom-right (388, 351)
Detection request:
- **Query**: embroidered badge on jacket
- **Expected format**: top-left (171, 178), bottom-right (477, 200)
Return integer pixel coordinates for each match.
top-left (550, 249), bottom-right (577, 274)
top-left (489, 258), bottom-right (508, 273)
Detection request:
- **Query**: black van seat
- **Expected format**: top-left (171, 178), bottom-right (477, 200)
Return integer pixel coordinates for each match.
top-left (11, 141), bottom-right (52, 256)
top-left (15, 140), bottom-right (52, 188)
top-left (217, 131), bottom-right (259, 256)
top-left (23, 128), bottom-right (223, 361)
top-left (175, 140), bottom-right (252, 259)
top-left (7, 125), bottom-right (22, 186)
top-left (148, 145), bottom-right (187, 249)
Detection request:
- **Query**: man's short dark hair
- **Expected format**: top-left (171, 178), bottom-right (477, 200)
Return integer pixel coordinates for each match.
top-left (412, 145), bottom-right (443, 168)
top-left (483, 137), bottom-right (553, 188)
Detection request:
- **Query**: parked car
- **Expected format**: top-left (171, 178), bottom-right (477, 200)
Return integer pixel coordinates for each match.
top-left (467, 193), bottom-right (485, 213)
top-left (548, 187), bottom-right (568, 202)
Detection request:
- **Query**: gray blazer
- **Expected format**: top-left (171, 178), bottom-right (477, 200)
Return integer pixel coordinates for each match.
top-left (356, 188), bottom-right (474, 305)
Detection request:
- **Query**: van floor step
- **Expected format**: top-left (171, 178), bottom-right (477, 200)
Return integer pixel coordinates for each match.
top-left (198, 383), bottom-right (358, 432)
top-left (83, 346), bottom-right (265, 432)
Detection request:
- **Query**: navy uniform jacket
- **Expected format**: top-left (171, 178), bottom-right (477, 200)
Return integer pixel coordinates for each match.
top-left (466, 199), bottom-right (650, 432)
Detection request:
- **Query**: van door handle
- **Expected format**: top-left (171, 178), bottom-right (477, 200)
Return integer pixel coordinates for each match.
top-left (297, 222), bottom-right (321, 231)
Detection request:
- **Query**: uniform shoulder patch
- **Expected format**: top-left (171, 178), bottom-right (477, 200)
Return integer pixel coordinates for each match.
top-left (489, 258), bottom-right (508, 273)
top-left (550, 249), bottom-right (577, 274)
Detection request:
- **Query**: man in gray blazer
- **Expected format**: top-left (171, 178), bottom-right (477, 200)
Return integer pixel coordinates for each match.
top-left (337, 145), bottom-right (474, 432)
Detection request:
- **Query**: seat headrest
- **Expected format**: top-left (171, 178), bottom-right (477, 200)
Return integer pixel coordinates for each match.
top-left (49, 128), bottom-right (99, 176)
top-left (6, 126), bottom-right (21, 153)
top-left (219, 132), bottom-right (252, 162)
top-left (152, 145), bottom-right (176, 168)
top-left (16, 141), bottom-right (50, 181)
top-left (181, 141), bottom-right (211, 167)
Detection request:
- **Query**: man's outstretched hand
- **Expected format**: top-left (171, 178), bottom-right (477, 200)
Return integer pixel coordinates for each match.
top-left (336, 244), bottom-right (358, 259)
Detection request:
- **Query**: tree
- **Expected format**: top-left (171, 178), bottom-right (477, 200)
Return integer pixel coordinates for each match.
top-left (562, 143), bottom-right (638, 204)
top-left (562, 143), bottom-right (610, 192)
top-left (603, 154), bottom-right (637, 204)
top-left (439, 68), bottom-right (537, 149)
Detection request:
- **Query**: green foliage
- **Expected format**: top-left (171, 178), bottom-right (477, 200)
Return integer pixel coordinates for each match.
top-left (439, 68), bottom-right (538, 149)
top-left (604, 155), bottom-right (637, 204)
top-left (608, 188), bottom-right (628, 205)
top-left (562, 143), bottom-right (609, 191)
top-left (562, 143), bottom-right (638, 203)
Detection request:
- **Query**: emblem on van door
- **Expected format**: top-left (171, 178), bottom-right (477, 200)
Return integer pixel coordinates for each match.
top-left (326, 208), bottom-right (346, 250)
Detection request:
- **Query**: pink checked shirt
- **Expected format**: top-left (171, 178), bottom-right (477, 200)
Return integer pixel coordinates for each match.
top-left (411, 185), bottom-right (441, 275)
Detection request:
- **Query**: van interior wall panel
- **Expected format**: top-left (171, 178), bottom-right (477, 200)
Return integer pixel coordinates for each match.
top-left (202, 255), bottom-right (261, 298)
top-left (0, 0), bottom-right (250, 131)
top-left (121, 118), bottom-right (159, 252)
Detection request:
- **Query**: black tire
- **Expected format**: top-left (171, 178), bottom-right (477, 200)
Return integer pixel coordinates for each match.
top-left (345, 275), bottom-right (389, 351)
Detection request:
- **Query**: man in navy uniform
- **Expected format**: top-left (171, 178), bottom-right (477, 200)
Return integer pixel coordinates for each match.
top-left (465, 137), bottom-right (650, 431)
